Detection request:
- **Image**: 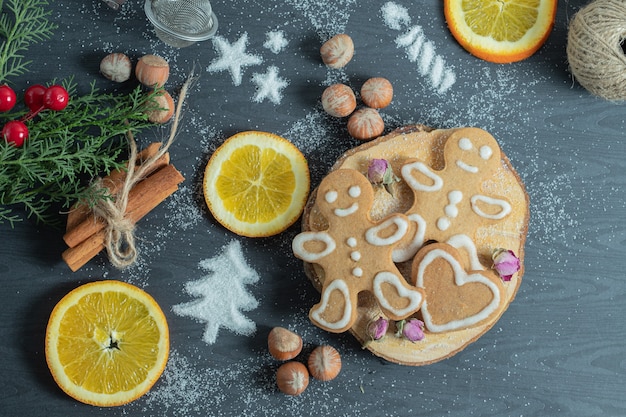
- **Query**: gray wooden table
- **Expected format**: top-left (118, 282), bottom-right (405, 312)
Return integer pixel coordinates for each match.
top-left (1, 1), bottom-right (624, 416)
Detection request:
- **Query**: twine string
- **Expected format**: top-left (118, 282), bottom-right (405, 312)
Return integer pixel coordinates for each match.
top-left (91, 74), bottom-right (195, 268)
top-left (567, 0), bottom-right (626, 100)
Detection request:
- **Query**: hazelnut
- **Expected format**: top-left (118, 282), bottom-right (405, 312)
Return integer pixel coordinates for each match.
top-left (276, 362), bottom-right (309, 396)
top-left (135, 54), bottom-right (170, 88)
top-left (321, 84), bottom-right (356, 117)
top-left (308, 345), bottom-right (342, 381)
top-left (347, 107), bottom-right (384, 140)
top-left (145, 90), bottom-right (174, 124)
top-left (268, 327), bottom-right (303, 361)
top-left (99, 53), bottom-right (132, 83)
top-left (320, 34), bottom-right (354, 69)
top-left (361, 77), bottom-right (393, 109)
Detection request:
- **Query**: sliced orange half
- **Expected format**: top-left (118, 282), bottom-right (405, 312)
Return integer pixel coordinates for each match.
top-left (444, 0), bottom-right (557, 63)
top-left (203, 131), bottom-right (310, 237)
top-left (45, 280), bottom-right (169, 407)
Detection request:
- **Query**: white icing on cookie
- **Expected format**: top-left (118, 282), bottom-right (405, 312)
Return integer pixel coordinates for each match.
top-left (415, 248), bottom-right (501, 333)
top-left (350, 251), bottom-right (361, 261)
top-left (392, 213), bottom-right (426, 262)
top-left (444, 190), bottom-right (462, 218)
top-left (349, 185), bottom-right (361, 198)
top-left (325, 190), bottom-right (338, 203)
top-left (470, 195), bottom-right (512, 220)
top-left (446, 234), bottom-right (484, 271)
top-left (458, 137), bottom-right (472, 150)
top-left (292, 232), bottom-right (336, 262)
top-left (347, 237), bottom-right (357, 247)
top-left (334, 203), bottom-right (358, 217)
top-left (401, 161), bottom-right (443, 192)
top-left (480, 145), bottom-right (493, 160)
top-left (352, 267), bottom-right (363, 277)
top-left (310, 279), bottom-right (352, 331)
top-left (365, 216), bottom-right (409, 246)
top-left (373, 271), bottom-right (423, 317)
top-left (456, 160), bottom-right (479, 173)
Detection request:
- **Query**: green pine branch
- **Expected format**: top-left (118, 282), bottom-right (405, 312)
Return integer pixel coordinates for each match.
top-left (0, 0), bottom-right (57, 84)
top-left (0, 80), bottom-right (166, 226)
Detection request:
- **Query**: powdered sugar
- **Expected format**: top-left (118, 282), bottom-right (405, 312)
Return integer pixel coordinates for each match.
top-left (264, 30), bottom-right (289, 54)
top-left (207, 33), bottom-right (264, 86)
top-left (172, 240), bottom-right (260, 344)
top-left (388, 4), bottom-right (457, 94)
top-left (252, 66), bottom-right (289, 104)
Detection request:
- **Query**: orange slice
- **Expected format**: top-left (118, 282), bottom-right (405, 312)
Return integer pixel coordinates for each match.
top-left (203, 131), bottom-right (310, 237)
top-left (45, 280), bottom-right (169, 407)
top-left (444, 0), bottom-right (557, 63)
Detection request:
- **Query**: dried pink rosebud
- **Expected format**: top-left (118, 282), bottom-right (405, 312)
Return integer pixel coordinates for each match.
top-left (367, 159), bottom-right (397, 185)
top-left (396, 318), bottom-right (425, 342)
top-left (366, 317), bottom-right (389, 341)
top-left (492, 248), bottom-right (520, 281)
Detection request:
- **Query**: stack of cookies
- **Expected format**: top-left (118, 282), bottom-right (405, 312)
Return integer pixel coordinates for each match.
top-left (292, 126), bottom-right (529, 365)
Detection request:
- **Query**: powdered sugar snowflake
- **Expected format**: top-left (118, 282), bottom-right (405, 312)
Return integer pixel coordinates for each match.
top-left (252, 66), bottom-right (289, 104)
top-left (207, 33), bottom-right (263, 86)
top-left (263, 30), bottom-right (288, 54)
top-left (172, 240), bottom-right (260, 345)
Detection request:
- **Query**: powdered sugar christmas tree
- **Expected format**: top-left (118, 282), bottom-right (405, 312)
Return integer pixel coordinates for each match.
top-left (172, 240), bottom-right (260, 344)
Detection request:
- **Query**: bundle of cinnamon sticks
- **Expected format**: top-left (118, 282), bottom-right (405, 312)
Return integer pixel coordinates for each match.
top-left (62, 142), bottom-right (184, 271)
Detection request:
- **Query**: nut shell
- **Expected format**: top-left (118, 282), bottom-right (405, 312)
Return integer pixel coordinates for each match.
top-left (321, 84), bottom-right (356, 118)
top-left (276, 362), bottom-right (309, 396)
top-left (100, 53), bottom-right (132, 83)
top-left (361, 77), bottom-right (393, 109)
top-left (146, 90), bottom-right (175, 124)
top-left (347, 107), bottom-right (385, 140)
top-left (268, 327), bottom-right (303, 361)
top-left (307, 345), bottom-right (342, 381)
top-left (135, 54), bottom-right (170, 88)
top-left (320, 34), bottom-right (354, 69)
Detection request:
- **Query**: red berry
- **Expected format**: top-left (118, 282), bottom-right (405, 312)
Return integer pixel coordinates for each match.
top-left (2, 120), bottom-right (29, 147)
top-left (24, 84), bottom-right (46, 112)
top-left (0, 85), bottom-right (16, 112)
top-left (43, 85), bottom-right (69, 111)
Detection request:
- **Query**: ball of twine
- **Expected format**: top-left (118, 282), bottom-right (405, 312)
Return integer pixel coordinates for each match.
top-left (567, 0), bottom-right (626, 101)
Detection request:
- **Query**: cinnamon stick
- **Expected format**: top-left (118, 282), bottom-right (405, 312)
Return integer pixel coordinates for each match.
top-left (65, 142), bottom-right (169, 232)
top-left (62, 163), bottom-right (184, 271)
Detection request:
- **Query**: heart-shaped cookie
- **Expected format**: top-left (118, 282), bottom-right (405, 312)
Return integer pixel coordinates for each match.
top-left (411, 242), bottom-right (505, 333)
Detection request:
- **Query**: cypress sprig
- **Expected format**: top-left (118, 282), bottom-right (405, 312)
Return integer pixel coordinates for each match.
top-left (0, 0), bottom-right (57, 84)
top-left (0, 79), bottom-right (165, 226)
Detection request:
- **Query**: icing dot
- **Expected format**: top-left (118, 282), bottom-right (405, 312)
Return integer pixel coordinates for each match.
top-left (459, 137), bottom-right (472, 150)
top-left (352, 267), bottom-right (363, 277)
top-left (437, 217), bottom-right (450, 231)
top-left (449, 190), bottom-right (462, 204)
top-left (480, 145), bottom-right (493, 160)
top-left (349, 185), bottom-right (361, 198)
top-left (445, 204), bottom-right (458, 218)
top-left (325, 190), bottom-right (338, 203)
top-left (351, 251), bottom-right (361, 261)
top-left (347, 237), bottom-right (357, 247)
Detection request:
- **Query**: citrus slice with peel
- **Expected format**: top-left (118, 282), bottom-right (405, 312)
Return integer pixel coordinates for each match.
top-left (444, 0), bottom-right (557, 63)
top-left (203, 131), bottom-right (310, 237)
top-left (45, 280), bottom-right (169, 407)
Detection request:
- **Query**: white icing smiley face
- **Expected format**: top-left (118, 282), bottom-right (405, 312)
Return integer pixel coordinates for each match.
top-left (319, 172), bottom-right (371, 219)
top-left (455, 136), bottom-right (495, 174)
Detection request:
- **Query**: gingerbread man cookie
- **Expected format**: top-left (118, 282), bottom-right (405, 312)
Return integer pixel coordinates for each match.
top-left (292, 169), bottom-right (424, 333)
top-left (411, 242), bottom-right (506, 333)
top-left (394, 127), bottom-right (513, 264)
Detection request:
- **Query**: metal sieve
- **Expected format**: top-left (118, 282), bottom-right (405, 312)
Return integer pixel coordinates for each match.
top-left (144, 0), bottom-right (218, 48)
